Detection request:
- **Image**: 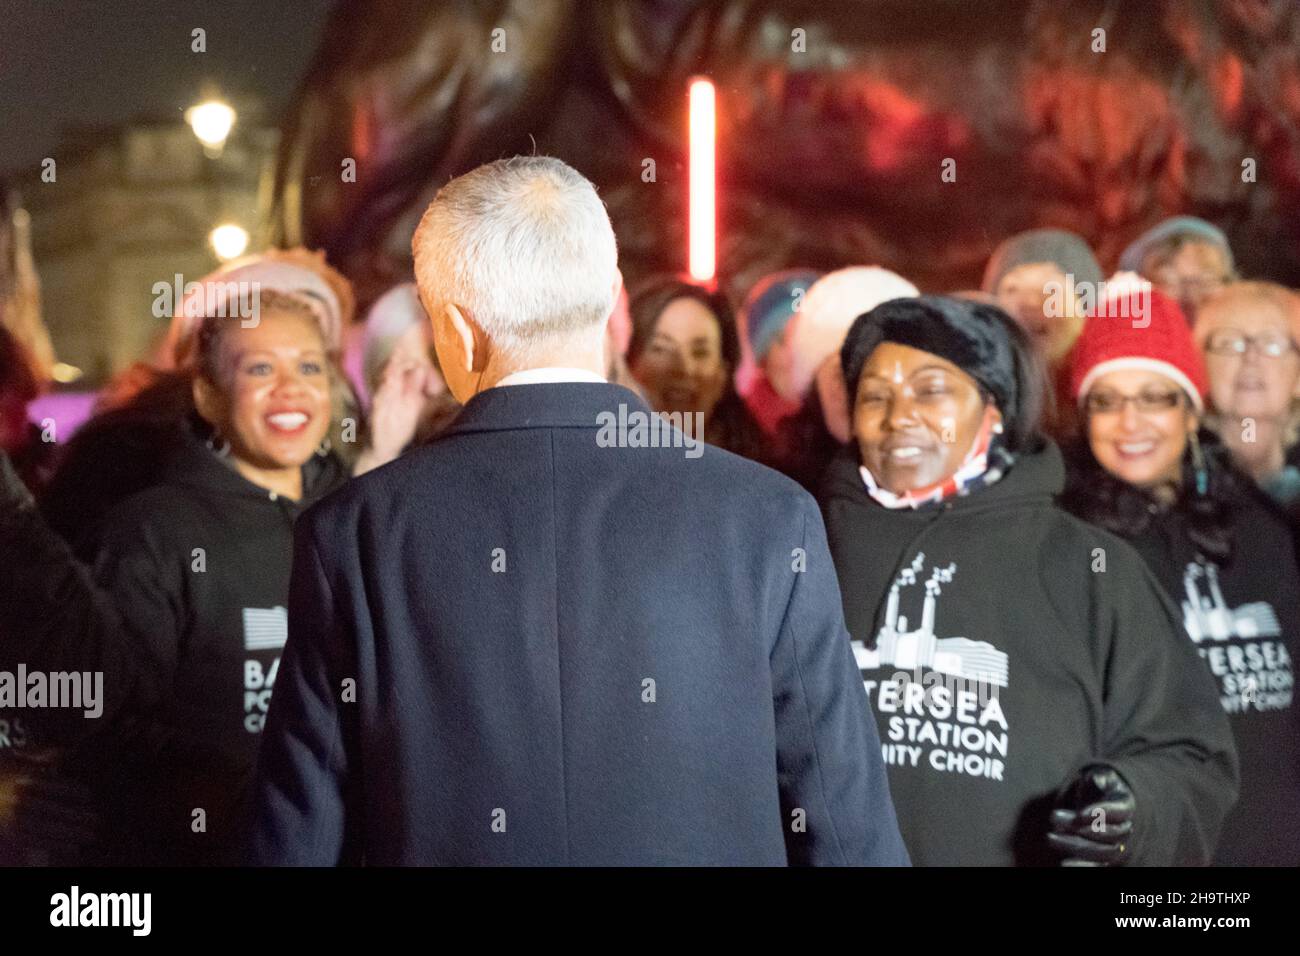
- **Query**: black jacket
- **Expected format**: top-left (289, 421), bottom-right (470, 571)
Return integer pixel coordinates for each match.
top-left (249, 382), bottom-right (909, 866)
top-left (68, 421), bottom-right (346, 864)
top-left (0, 451), bottom-right (129, 863)
top-left (39, 374), bottom-right (195, 560)
top-left (1096, 489), bottom-right (1300, 865)
top-left (819, 441), bottom-right (1239, 866)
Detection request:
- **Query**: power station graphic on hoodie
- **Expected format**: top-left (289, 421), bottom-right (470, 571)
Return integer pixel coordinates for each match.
top-left (855, 553), bottom-right (1009, 688)
top-left (1181, 560), bottom-right (1280, 642)
top-left (242, 606), bottom-right (286, 734)
top-left (852, 553), bottom-right (1012, 783)
top-left (1178, 558), bottom-right (1292, 716)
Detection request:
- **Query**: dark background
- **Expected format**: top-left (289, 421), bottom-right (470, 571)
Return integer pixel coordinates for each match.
top-left (5, 0), bottom-right (1300, 307)
top-left (0, 0), bottom-right (335, 170)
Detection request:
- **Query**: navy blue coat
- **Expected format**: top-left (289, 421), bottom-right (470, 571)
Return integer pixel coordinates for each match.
top-left (248, 382), bottom-right (907, 865)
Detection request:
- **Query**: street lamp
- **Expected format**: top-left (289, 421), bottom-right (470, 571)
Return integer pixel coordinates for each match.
top-left (210, 223), bottom-right (249, 261)
top-left (185, 99), bottom-right (236, 155)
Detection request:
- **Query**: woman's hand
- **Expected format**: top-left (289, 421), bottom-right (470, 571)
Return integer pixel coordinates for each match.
top-left (354, 359), bottom-right (440, 475)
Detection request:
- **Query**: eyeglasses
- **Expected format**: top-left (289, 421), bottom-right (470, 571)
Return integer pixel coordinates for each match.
top-left (1204, 329), bottom-right (1298, 359)
top-left (1084, 391), bottom-right (1185, 415)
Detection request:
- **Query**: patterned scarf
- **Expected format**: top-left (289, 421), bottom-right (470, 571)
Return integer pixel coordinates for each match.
top-left (859, 406), bottom-right (1014, 510)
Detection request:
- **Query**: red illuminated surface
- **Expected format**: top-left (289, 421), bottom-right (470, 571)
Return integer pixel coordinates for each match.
top-left (688, 78), bottom-right (716, 283)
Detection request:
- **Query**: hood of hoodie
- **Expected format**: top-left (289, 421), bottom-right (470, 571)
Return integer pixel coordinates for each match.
top-left (165, 415), bottom-right (346, 511)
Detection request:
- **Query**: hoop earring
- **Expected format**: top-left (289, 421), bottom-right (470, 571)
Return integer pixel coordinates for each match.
top-left (1188, 429), bottom-right (1208, 496)
top-left (206, 431), bottom-right (231, 458)
top-left (316, 435), bottom-right (332, 457)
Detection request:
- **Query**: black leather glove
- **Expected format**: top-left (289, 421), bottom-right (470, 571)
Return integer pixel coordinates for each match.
top-left (1047, 763), bottom-right (1134, 866)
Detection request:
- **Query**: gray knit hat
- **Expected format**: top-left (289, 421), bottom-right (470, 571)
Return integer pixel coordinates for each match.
top-left (981, 229), bottom-right (1103, 295)
top-left (1117, 216), bottom-right (1234, 276)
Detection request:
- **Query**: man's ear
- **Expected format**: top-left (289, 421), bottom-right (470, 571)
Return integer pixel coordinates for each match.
top-left (610, 270), bottom-right (624, 312)
top-left (445, 303), bottom-right (488, 374)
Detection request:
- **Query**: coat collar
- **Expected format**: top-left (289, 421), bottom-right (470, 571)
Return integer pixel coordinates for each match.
top-left (443, 382), bottom-right (653, 436)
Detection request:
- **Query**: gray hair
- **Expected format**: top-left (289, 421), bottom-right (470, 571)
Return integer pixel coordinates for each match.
top-left (412, 156), bottom-right (618, 357)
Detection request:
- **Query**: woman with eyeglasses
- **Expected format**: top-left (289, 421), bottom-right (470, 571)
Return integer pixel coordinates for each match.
top-left (1062, 285), bottom-right (1300, 865)
top-left (1194, 282), bottom-right (1300, 517)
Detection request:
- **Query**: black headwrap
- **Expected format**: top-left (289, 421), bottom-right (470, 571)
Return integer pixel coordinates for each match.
top-left (839, 295), bottom-right (1044, 452)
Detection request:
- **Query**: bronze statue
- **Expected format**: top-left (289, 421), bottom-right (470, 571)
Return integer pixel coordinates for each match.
top-left (268, 0), bottom-right (1300, 310)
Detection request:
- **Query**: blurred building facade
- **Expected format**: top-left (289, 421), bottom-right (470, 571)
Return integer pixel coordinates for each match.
top-left (12, 99), bottom-right (276, 387)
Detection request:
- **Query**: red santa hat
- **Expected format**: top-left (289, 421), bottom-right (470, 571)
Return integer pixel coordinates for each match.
top-left (1069, 274), bottom-right (1208, 411)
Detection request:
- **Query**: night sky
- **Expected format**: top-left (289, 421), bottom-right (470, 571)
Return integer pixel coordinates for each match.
top-left (0, 0), bottom-right (339, 173)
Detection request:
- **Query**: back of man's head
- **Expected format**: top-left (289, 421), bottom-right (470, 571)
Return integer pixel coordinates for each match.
top-left (412, 156), bottom-right (618, 361)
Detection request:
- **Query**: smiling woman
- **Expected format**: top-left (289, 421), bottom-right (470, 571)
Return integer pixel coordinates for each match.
top-left (1061, 286), bottom-right (1300, 865)
top-left (192, 291), bottom-right (334, 501)
top-left (838, 296), bottom-right (1041, 509)
top-left (55, 288), bottom-right (349, 865)
top-left (1195, 281), bottom-right (1300, 507)
top-left (819, 295), bottom-right (1238, 866)
top-left (626, 276), bottom-right (764, 460)
top-left (851, 342), bottom-right (1000, 499)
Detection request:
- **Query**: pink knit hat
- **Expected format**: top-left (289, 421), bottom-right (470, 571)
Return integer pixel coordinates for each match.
top-left (163, 247), bottom-right (355, 367)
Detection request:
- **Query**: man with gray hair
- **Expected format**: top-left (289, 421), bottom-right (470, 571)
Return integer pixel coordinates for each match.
top-left (248, 156), bottom-right (906, 866)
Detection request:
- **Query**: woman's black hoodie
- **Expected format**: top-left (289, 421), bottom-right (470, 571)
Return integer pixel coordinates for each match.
top-left (819, 441), bottom-right (1238, 866)
top-left (70, 420), bottom-right (346, 865)
top-left (1061, 444), bottom-right (1300, 866)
